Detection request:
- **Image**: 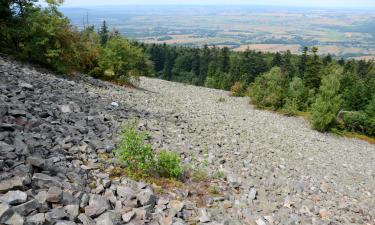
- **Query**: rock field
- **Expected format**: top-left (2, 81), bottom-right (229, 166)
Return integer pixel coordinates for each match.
top-left (0, 56), bottom-right (374, 225)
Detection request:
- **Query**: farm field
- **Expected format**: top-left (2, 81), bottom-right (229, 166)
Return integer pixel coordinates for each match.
top-left (61, 5), bottom-right (375, 58)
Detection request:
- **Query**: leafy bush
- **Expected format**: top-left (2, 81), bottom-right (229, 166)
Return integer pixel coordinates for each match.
top-left (97, 37), bottom-right (152, 84)
top-left (311, 71), bottom-right (342, 131)
top-left (115, 124), bottom-right (183, 179)
top-left (115, 124), bottom-right (155, 178)
top-left (156, 150), bottom-right (182, 179)
top-left (230, 81), bottom-right (246, 97)
top-left (249, 67), bottom-right (286, 109)
top-left (343, 111), bottom-right (375, 136)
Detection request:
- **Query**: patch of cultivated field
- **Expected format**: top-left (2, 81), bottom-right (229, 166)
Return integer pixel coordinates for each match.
top-left (233, 44), bottom-right (301, 53)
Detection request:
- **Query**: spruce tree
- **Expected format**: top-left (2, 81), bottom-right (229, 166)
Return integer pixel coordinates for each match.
top-left (311, 69), bottom-right (342, 131)
top-left (298, 46), bottom-right (309, 77)
top-left (99, 20), bottom-right (109, 46)
top-left (304, 47), bottom-right (322, 89)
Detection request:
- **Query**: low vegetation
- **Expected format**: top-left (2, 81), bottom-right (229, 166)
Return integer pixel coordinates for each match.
top-left (115, 123), bottom-right (183, 179)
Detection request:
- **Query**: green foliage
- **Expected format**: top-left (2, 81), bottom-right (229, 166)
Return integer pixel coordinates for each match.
top-left (156, 150), bottom-right (182, 179)
top-left (230, 81), bottom-right (247, 97)
top-left (311, 70), bottom-right (342, 131)
top-left (342, 111), bottom-right (375, 136)
top-left (249, 67), bottom-right (286, 109)
top-left (115, 124), bottom-right (154, 178)
top-left (97, 37), bottom-right (152, 84)
top-left (115, 124), bottom-right (183, 179)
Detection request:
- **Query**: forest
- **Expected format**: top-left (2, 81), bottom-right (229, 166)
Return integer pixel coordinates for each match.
top-left (0, 0), bottom-right (374, 137)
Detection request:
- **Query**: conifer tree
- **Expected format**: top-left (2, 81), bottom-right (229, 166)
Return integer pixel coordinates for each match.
top-left (304, 47), bottom-right (323, 89)
top-left (99, 20), bottom-right (109, 46)
top-left (311, 69), bottom-right (342, 131)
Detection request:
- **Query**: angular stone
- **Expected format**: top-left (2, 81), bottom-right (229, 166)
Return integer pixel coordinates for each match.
top-left (26, 213), bottom-right (45, 225)
top-left (45, 208), bottom-right (67, 222)
top-left (19, 82), bottom-right (34, 90)
top-left (78, 213), bottom-right (96, 225)
top-left (227, 174), bottom-right (241, 188)
top-left (85, 195), bottom-right (109, 217)
top-left (0, 190), bottom-right (27, 205)
top-left (95, 211), bottom-right (120, 225)
top-left (34, 191), bottom-right (47, 204)
top-left (137, 190), bottom-right (156, 206)
top-left (46, 186), bottom-right (62, 203)
top-left (198, 208), bottom-right (210, 223)
top-left (27, 156), bottom-right (45, 168)
top-left (168, 200), bottom-right (184, 212)
top-left (0, 203), bottom-right (14, 223)
top-left (12, 199), bottom-right (40, 216)
top-left (55, 220), bottom-right (77, 225)
top-left (65, 204), bottom-right (79, 220)
top-left (4, 212), bottom-right (23, 225)
top-left (0, 176), bottom-right (24, 192)
top-left (59, 105), bottom-right (71, 113)
top-left (121, 211), bottom-right (135, 223)
top-left (256, 218), bottom-right (266, 225)
top-left (248, 188), bottom-right (257, 200)
top-left (32, 173), bottom-right (62, 188)
top-left (116, 186), bottom-right (136, 199)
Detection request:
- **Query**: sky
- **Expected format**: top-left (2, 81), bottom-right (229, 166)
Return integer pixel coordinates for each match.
top-left (56, 0), bottom-right (375, 8)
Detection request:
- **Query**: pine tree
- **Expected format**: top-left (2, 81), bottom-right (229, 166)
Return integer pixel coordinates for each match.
top-left (298, 46), bottom-right (309, 77)
top-left (304, 47), bottom-right (322, 89)
top-left (99, 20), bottom-right (109, 46)
top-left (271, 52), bottom-right (282, 68)
top-left (311, 69), bottom-right (342, 131)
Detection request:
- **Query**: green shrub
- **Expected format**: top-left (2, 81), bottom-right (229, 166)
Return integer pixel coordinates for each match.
top-left (343, 111), bottom-right (375, 136)
top-left (156, 150), bottom-right (182, 179)
top-left (249, 67), bottom-right (286, 109)
top-left (230, 81), bottom-right (246, 97)
top-left (115, 124), bottom-right (155, 178)
top-left (115, 123), bottom-right (184, 179)
top-left (311, 70), bottom-right (342, 131)
top-left (98, 37), bottom-right (152, 85)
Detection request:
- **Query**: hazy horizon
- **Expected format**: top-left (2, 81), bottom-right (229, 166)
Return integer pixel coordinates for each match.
top-left (55, 0), bottom-right (375, 9)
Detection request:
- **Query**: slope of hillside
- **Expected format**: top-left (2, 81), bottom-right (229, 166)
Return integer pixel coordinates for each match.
top-left (0, 56), bottom-right (374, 224)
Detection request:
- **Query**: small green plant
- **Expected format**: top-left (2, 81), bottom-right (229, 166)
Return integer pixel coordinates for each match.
top-left (191, 168), bottom-right (209, 182)
top-left (115, 123), bottom-right (184, 179)
top-left (218, 97), bottom-right (226, 102)
top-left (212, 171), bottom-right (225, 179)
top-left (115, 124), bottom-right (155, 178)
top-left (156, 150), bottom-right (182, 179)
top-left (208, 185), bottom-right (220, 195)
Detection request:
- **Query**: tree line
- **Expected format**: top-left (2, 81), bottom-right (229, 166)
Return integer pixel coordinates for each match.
top-left (0, 0), bottom-right (374, 137)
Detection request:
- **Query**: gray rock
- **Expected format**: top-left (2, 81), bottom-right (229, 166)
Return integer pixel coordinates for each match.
top-left (55, 221), bottom-right (77, 225)
top-left (13, 199), bottom-right (40, 216)
top-left (95, 211), bottom-right (120, 225)
top-left (46, 186), bottom-right (63, 203)
top-left (0, 190), bottom-right (27, 205)
top-left (137, 190), bottom-right (156, 206)
top-left (65, 204), bottom-right (79, 220)
top-left (121, 211), bottom-right (135, 223)
top-left (45, 208), bottom-right (67, 222)
top-left (25, 213), bottom-right (45, 225)
top-left (116, 186), bottom-right (136, 199)
top-left (248, 188), bottom-right (257, 200)
top-left (32, 173), bottom-right (62, 188)
top-left (4, 212), bottom-right (24, 225)
top-left (198, 208), bottom-right (210, 223)
top-left (78, 213), bottom-right (96, 225)
top-left (256, 218), bottom-right (266, 225)
top-left (85, 195), bottom-right (109, 217)
top-left (0, 203), bottom-right (13, 223)
top-left (0, 176), bottom-right (24, 192)
top-left (59, 105), bottom-right (72, 113)
top-left (226, 174), bottom-right (241, 188)
top-left (34, 191), bottom-right (47, 204)
top-left (27, 156), bottom-right (45, 168)
top-left (19, 82), bottom-right (34, 90)
top-left (168, 200), bottom-right (184, 212)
